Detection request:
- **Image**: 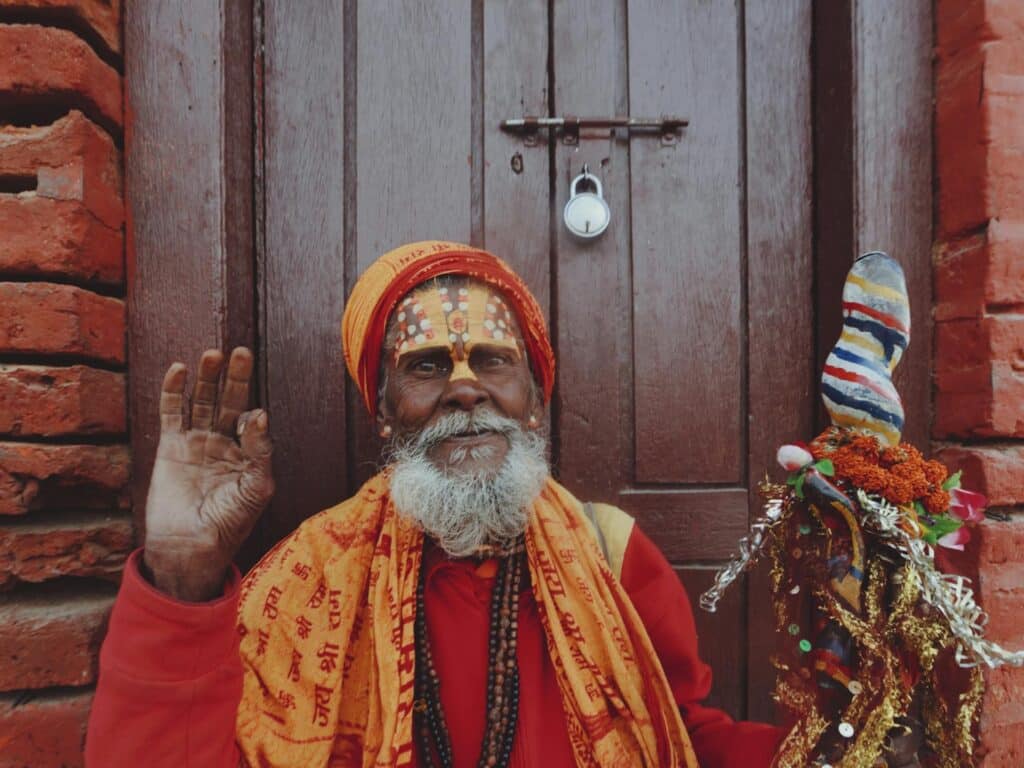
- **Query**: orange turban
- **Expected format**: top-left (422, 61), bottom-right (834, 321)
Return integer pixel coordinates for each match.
top-left (342, 240), bottom-right (555, 414)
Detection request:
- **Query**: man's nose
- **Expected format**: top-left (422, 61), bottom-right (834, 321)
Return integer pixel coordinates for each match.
top-left (443, 374), bottom-right (489, 411)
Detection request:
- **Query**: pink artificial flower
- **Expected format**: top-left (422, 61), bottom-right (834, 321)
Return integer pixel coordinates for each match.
top-left (938, 526), bottom-right (972, 551)
top-left (949, 487), bottom-right (987, 524)
top-left (777, 444), bottom-right (814, 472)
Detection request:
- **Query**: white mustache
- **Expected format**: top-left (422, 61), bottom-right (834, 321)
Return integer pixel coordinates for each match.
top-left (405, 408), bottom-right (522, 452)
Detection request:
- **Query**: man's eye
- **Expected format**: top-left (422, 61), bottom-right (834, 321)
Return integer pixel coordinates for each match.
top-left (411, 358), bottom-right (449, 375)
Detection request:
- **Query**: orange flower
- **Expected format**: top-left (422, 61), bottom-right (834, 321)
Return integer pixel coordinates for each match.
top-left (807, 428), bottom-right (950, 511)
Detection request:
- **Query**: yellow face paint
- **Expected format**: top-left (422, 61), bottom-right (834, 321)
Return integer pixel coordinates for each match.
top-left (392, 280), bottom-right (521, 380)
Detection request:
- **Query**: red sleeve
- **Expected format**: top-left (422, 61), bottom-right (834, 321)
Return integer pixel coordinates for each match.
top-left (619, 525), bottom-right (785, 768)
top-left (85, 549), bottom-right (244, 768)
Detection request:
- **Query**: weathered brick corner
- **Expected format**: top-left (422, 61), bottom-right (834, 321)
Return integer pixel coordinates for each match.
top-left (935, 0), bottom-right (1024, 763)
top-left (0, 4), bottom-right (128, 766)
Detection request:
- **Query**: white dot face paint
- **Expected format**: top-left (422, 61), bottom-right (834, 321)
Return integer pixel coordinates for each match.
top-left (391, 278), bottom-right (523, 371)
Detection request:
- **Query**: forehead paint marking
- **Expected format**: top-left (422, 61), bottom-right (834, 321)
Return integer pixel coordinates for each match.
top-left (392, 282), bottom-right (521, 377)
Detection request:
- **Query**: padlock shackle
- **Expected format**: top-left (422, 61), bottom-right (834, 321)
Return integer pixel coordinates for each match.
top-left (570, 172), bottom-right (602, 198)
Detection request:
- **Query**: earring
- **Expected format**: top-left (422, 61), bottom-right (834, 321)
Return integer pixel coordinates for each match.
top-left (528, 415), bottom-right (539, 429)
top-left (380, 424), bottom-right (393, 439)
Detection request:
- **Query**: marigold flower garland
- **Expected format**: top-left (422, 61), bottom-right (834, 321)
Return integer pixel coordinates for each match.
top-left (702, 425), bottom-right (1017, 767)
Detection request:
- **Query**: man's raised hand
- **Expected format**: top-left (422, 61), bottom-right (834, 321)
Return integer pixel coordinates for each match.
top-left (142, 347), bottom-right (274, 601)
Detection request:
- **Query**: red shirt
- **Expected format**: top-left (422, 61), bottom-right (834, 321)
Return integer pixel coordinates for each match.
top-left (86, 526), bottom-right (783, 767)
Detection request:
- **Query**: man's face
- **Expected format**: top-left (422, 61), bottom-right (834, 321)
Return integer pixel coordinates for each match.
top-left (379, 278), bottom-right (541, 475)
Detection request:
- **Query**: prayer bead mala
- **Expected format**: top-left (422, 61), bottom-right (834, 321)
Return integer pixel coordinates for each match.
top-left (414, 540), bottom-right (525, 768)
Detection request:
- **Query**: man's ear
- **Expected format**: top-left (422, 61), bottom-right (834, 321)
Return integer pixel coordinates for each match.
top-left (376, 391), bottom-right (394, 438)
top-left (527, 394), bottom-right (546, 429)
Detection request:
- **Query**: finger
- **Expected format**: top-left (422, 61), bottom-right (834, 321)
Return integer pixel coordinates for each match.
top-left (238, 409), bottom-right (275, 508)
top-left (190, 349), bottom-right (224, 432)
top-left (159, 362), bottom-right (188, 432)
top-left (238, 409), bottom-right (273, 460)
top-left (214, 347), bottom-right (254, 435)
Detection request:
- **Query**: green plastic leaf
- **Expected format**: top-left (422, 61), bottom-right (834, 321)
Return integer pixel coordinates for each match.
top-left (920, 515), bottom-right (962, 546)
top-left (814, 459), bottom-right (835, 477)
top-left (942, 470), bottom-right (963, 491)
top-left (794, 473), bottom-right (806, 500)
top-left (913, 500), bottom-right (927, 518)
top-left (929, 515), bottom-right (963, 539)
top-left (787, 473), bottom-right (799, 487)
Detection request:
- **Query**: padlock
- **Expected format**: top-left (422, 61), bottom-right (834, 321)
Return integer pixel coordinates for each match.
top-left (563, 166), bottom-right (611, 240)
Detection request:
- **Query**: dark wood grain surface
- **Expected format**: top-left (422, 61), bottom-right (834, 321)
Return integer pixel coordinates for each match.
top-left (259, 0), bottom-right (348, 550)
top-left (628, 0), bottom-right (744, 485)
top-left (482, 0), bottom-right (550, 314)
top-left (125, 0), bottom-right (254, 541)
top-left (854, 0), bottom-right (933, 450)
top-left (552, 0), bottom-right (634, 505)
top-left (125, 0), bottom-right (933, 729)
top-left (744, 0), bottom-right (814, 722)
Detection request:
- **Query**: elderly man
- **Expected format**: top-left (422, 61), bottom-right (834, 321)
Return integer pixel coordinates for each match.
top-left (86, 241), bottom-right (783, 767)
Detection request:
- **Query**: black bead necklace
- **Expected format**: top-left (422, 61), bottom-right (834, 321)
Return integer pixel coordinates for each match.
top-left (414, 540), bottom-right (524, 768)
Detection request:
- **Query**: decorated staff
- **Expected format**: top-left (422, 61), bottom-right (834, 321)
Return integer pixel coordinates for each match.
top-left (702, 252), bottom-right (1023, 768)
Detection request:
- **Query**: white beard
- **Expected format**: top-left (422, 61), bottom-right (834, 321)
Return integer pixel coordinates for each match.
top-left (387, 410), bottom-right (549, 558)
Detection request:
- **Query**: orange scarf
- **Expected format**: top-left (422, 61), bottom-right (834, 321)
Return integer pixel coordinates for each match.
top-left (235, 474), bottom-right (698, 768)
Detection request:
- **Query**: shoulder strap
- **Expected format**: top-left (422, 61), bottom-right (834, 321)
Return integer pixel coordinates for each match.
top-left (580, 501), bottom-right (635, 581)
top-left (583, 502), bottom-right (609, 561)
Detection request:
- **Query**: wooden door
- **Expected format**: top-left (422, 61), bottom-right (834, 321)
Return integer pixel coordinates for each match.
top-left (128, 0), bottom-right (932, 724)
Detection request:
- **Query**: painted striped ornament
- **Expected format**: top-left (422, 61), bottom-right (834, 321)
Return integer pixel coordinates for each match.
top-left (821, 251), bottom-right (910, 446)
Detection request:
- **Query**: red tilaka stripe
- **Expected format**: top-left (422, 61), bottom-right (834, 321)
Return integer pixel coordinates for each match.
top-left (842, 301), bottom-right (909, 334)
top-left (822, 364), bottom-right (896, 401)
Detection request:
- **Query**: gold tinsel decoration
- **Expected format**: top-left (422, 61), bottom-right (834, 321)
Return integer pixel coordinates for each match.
top-left (745, 487), bottom-right (987, 767)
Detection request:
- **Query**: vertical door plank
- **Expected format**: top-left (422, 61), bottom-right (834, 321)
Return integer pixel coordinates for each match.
top-left (812, 0), bottom-right (855, 436)
top-left (354, 0), bottom-right (474, 270)
top-left (350, 1), bottom-right (475, 488)
top-left (679, 568), bottom-right (746, 718)
top-left (125, 0), bottom-right (254, 539)
top-left (854, 0), bottom-right (933, 450)
top-left (552, 0), bottom-right (633, 504)
top-left (628, 0), bottom-right (744, 484)
top-left (260, 0), bottom-right (346, 547)
top-left (744, 0), bottom-right (814, 722)
top-left (483, 1), bottom-right (550, 316)
top-left (813, 0), bottom-right (932, 450)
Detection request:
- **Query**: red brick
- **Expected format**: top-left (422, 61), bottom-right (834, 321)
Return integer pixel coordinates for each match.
top-left (935, 221), bottom-right (1024, 320)
top-left (934, 231), bottom-right (989, 320)
top-left (938, 0), bottom-right (1024, 61)
top-left (986, 220), bottom-right (1024, 307)
top-left (0, 24), bottom-right (122, 132)
top-left (0, 688), bottom-right (91, 767)
top-left (0, 443), bottom-right (130, 516)
top-left (0, 589), bottom-right (113, 690)
top-left (936, 46), bottom-right (988, 237)
top-left (0, 0), bottom-right (123, 56)
top-left (0, 282), bottom-right (124, 364)
top-left (0, 513), bottom-right (131, 589)
top-left (935, 445), bottom-right (1024, 506)
top-left (936, 0), bottom-right (987, 59)
top-left (0, 365), bottom-right (124, 437)
top-left (978, 721), bottom-right (1024, 768)
top-left (980, 667), bottom-right (1024, 729)
top-left (0, 196), bottom-right (122, 284)
top-left (0, 111), bottom-right (122, 229)
top-left (934, 315), bottom-right (1024, 437)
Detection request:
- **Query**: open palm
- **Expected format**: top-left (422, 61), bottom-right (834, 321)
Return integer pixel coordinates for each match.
top-left (143, 348), bottom-right (274, 601)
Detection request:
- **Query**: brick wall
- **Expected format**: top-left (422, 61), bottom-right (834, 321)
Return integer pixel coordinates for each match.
top-left (934, 1), bottom-right (1024, 765)
top-left (0, 2), bottom-right (128, 766)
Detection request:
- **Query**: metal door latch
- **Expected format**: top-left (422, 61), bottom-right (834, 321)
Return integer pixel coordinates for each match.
top-left (500, 115), bottom-right (688, 145)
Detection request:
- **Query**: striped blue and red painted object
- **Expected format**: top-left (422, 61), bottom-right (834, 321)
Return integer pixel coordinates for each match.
top-left (821, 251), bottom-right (910, 447)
